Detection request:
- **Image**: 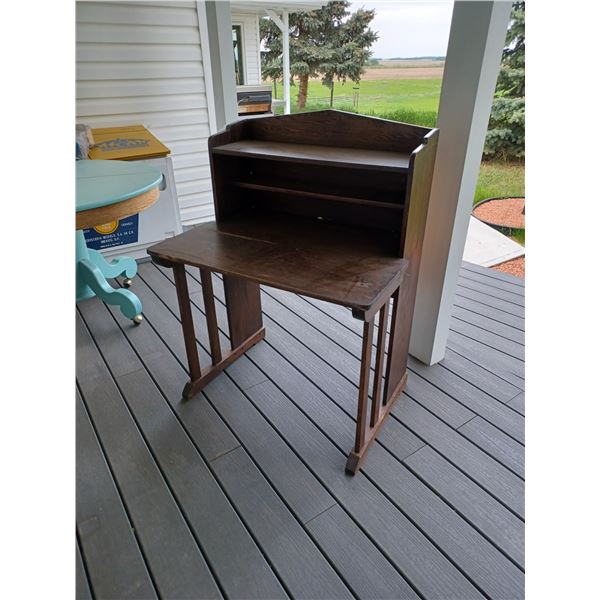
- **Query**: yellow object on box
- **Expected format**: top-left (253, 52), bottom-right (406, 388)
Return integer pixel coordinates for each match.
top-left (88, 125), bottom-right (170, 161)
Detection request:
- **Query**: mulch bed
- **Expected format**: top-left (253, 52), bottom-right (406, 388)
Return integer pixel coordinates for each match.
top-left (492, 256), bottom-right (525, 279)
top-left (473, 197), bottom-right (525, 229)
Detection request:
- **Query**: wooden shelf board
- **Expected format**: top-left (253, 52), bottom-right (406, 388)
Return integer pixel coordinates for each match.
top-left (212, 140), bottom-right (412, 172)
top-left (232, 181), bottom-right (404, 210)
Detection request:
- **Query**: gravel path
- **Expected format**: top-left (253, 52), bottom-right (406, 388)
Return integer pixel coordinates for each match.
top-left (492, 256), bottom-right (525, 279)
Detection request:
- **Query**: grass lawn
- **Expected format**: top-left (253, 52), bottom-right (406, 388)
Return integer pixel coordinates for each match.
top-left (474, 161), bottom-right (525, 205)
top-left (475, 161), bottom-right (525, 245)
top-left (272, 78), bottom-right (441, 125)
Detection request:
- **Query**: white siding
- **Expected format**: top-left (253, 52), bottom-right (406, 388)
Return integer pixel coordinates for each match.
top-left (231, 12), bottom-right (261, 84)
top-left (76, 1), bottom-right (215, 225)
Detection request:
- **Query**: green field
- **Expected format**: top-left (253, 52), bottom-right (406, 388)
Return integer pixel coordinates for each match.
top-left (299, 78), bottom-right (441, 112)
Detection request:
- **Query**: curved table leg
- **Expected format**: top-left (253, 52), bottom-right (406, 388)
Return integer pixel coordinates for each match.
top-left (87, 249), bottom-right (138, 281)
top-left (77, 258), bottom-right (142, 321)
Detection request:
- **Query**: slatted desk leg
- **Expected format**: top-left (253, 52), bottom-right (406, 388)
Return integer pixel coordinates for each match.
top-left (199, 268), bottom-right (222, 365)
top-left (165, 263), bottom-right (266, 400)
top-left (172, 263), bottom-right (202, 398)
top-left (346, 294), bottom-right (407, 475)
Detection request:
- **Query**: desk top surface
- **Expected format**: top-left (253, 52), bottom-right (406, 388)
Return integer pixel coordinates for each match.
top-left (76, 160), bottom-right (163, 213)
top-left (148, 214), bottom-right (408, 315)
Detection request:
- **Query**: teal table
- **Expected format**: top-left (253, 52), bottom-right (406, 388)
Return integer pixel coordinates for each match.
top-left (76, 160), bottom-right (163, 323)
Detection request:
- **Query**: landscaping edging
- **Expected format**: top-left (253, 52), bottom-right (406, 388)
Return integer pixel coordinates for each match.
top-left (472, 196), bottom-right (525, 237)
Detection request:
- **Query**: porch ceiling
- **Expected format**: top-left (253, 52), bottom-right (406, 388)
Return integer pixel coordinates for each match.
top-left (230, 0), bottom-right (327, 15)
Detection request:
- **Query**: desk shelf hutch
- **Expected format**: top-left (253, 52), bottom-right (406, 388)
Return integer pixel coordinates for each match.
top-left (148, 110), bottom-right (439, 473)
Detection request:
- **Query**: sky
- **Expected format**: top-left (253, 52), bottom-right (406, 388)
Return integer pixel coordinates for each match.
top-left (350, 1), bottom-right (454, 58)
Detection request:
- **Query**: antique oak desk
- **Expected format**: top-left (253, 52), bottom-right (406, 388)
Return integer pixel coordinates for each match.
top-left (148, 110), bottom-right (438, 473)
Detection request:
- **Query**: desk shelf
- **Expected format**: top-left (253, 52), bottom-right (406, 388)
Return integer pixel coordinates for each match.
top-left (212, 139), bottom-right (412, 172)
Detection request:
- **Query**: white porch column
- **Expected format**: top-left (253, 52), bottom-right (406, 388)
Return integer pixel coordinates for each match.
top-left (200, 1), bottom-right (238, 130)
top-left (409, 1), bottom-right (512, 365)
top-left (282, 9), bottom-right (291, 115)
top-left (266, 9), bottom-right (291, 114)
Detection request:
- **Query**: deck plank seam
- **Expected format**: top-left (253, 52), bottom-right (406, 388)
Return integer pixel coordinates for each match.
top-left (459, 269), bottom-right (525, 291)
top-left (458, 274), bottom-right (525, 298)
top-left (400, 455), bottom-right (525, 573)
top-left (442, 344), bottom-right (525, 392)
top-left (450, 314), bottom-right (525, 347)
top-left (454, 295), bottom-right (525, 328)
top-left (461, 262), bottom-right (525, 287)
top-left (400, 388), bottom-right (524, 522)
top-left (438, 361), bottom-right (526, 419)
top-left (456, 281), bottom-right (526, 308)
top-left (125, 273), bottom-right (363, 599)
top-left (75, 377), bottom-right (162, 600)
top-left (449, 327), bottom-right (525, 363)
top-left (76, 516), bottom-right (96, 600)
top-left (454, 289), bottom-right (525, 318)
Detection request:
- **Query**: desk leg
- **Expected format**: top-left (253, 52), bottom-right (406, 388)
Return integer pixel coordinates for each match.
top-left (346, 294), bottom-right (407, 474)
top-left (167, 264), bottom-right (265, 400)
top-left (223, 275), bottom-right (264, 348)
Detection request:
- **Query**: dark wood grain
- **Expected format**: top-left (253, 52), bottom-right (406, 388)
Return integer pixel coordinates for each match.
top-left (149, 214), bottom-right (409, 318)
top-left (223, 274), bottom-right (263, 348)
top-left (199, 268), bottom-right (222, 364)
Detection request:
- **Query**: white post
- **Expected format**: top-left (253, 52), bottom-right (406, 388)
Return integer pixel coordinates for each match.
top-left (202, 0), bottom-right (238, 130)
top-left (266, 9), bottom-right (291, 115)
top-left (282, 9), bottom-right (290, 114)
top-left (409, 1), bottom-right (512, 365)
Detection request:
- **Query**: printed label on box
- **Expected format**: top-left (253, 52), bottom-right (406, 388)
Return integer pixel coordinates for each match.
top-left (83, 214), bottom-right (139, 249)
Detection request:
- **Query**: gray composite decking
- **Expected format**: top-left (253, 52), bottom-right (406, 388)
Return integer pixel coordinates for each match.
top-left (76, 260), bottom-right (525, 600)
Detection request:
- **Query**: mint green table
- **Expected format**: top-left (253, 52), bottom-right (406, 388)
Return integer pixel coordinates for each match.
top-left (76, 160), bottom-right (163, 323)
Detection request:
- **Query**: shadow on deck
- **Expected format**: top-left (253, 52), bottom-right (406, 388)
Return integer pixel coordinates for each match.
top-left (76, 260), bottom-right (525, 600)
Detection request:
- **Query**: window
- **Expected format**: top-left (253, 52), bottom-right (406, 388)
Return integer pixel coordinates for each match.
top-left (232, 25), bottom-right (244, 85)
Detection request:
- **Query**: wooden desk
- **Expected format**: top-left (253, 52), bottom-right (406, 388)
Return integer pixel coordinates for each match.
top-left (148, 110), bottom-right (438, 473)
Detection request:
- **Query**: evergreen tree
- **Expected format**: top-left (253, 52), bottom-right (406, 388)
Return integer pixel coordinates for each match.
top-left (260, 1), bottom-right (377, 110)
top-left (484, 1), bottom-right (525, 160)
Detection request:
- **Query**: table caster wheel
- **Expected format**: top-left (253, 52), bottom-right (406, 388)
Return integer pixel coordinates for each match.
top-left (133, 315), bottom-right (143, 325)
top-left (123, 278), bottom-right (133, 288)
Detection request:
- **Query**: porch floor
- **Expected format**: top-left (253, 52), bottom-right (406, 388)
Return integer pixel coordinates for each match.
top-left (76, 260), bottom-right (525, 600)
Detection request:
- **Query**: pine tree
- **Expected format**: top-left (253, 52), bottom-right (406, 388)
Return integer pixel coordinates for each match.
top-left (260, 1), bottom-right (377, 110)
top-left (484, 1), bottom-right (525, 160)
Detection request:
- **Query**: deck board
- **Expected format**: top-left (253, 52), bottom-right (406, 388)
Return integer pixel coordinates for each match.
top-left (77, 261), bottom-right (525, 599)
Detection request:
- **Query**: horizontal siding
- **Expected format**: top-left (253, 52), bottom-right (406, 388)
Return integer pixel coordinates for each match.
top-left (76, 1), bottom-right (215, 226)
top-left (232, 12), bottom-right (261, 85)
